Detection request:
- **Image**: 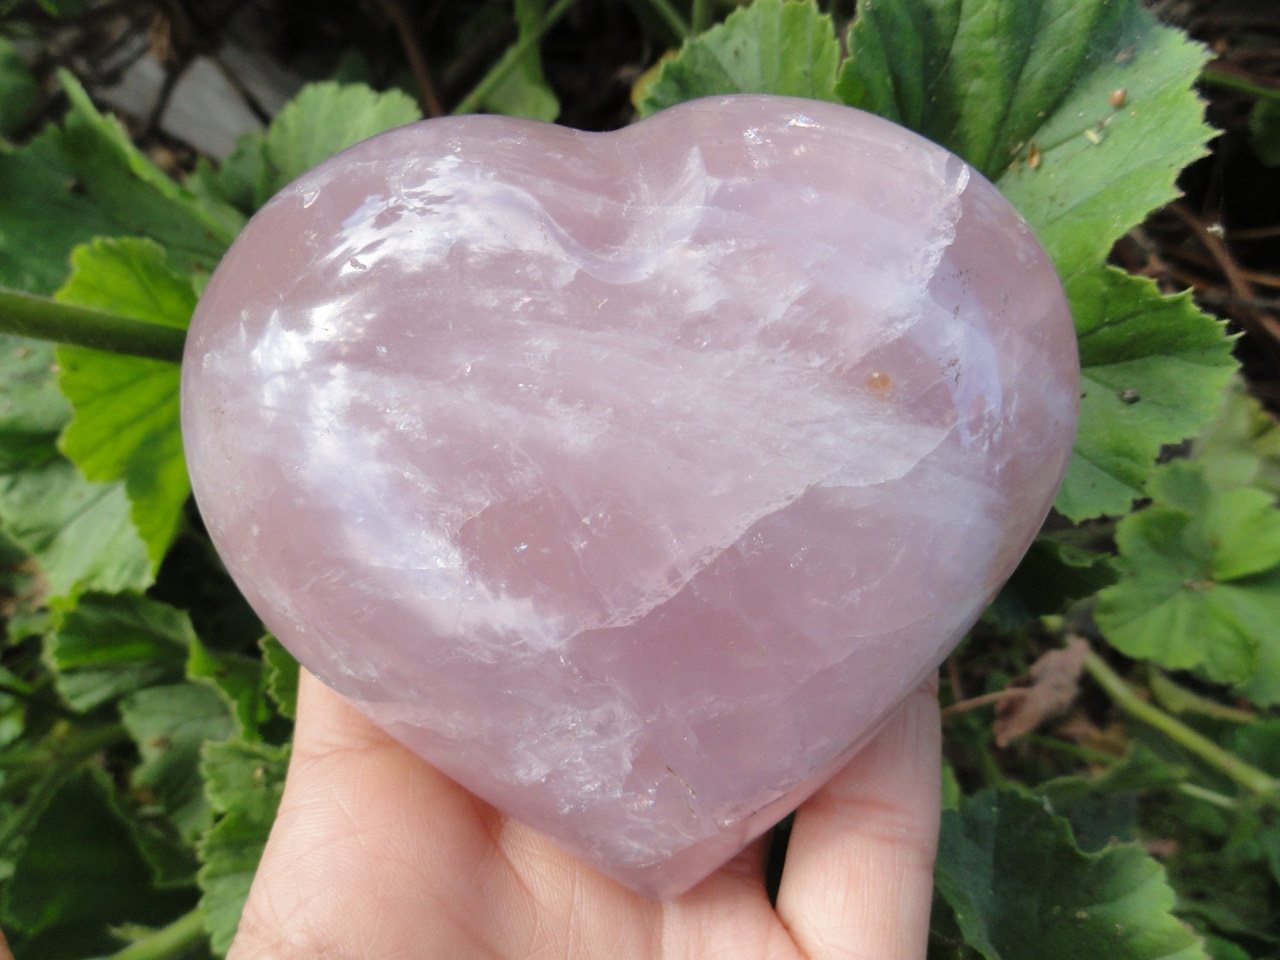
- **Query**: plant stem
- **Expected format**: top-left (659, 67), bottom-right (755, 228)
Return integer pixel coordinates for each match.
top-left (452, 0), bottom-right (581, 116)
top-left (1201, 67), bottom-right (1280, 102)
top-left (0, 722), bottom-right (130, 798)
top-left (106, 908), bottom-right (206, 960)
top-left (1028, 735), bottom-right (1241, 810)
top-left (690, 0), bottom-right (712, 34)
top-left (1083, 652), bottom-right (1279, 803)
top-left (1177, 782), bottom-right (1240, 811)
top-left (0, 288), bottom-right (186, 362)
top-left (0, 764), bottom-right (71, 854)
top-left (974, 738), bottom-right (1007, 790)
top-left (373, 0), bottom-right (444, 116)
top-left (646, 0), bottom-right (691, 39)
top-left (942, 689), bottom-right (1019, 716)
top-left (1148, 669), bottom-right (1256, 724)
top-left (52, 719), bottom-right (131, 759)
top-left (1022, 734), bottom-right (1121, 766)
top-left (0, 681), bottom-right (79, 720)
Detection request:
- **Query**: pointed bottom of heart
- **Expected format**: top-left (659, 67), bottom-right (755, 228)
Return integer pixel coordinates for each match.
top-left (349, 685), bottom-right (907, 900)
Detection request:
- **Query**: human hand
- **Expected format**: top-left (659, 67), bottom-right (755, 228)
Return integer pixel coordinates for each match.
top-left (229, 671), bottom-right (942, 959)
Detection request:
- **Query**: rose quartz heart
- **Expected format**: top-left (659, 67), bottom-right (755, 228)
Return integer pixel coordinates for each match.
top-left (182, 95), bottom-right (1078, 898)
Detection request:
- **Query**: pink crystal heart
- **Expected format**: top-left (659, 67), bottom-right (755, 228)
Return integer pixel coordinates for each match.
top-left (182, 95), bottom-right (1078, 898)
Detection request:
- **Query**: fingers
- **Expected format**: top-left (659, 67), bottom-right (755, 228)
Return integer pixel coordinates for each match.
top-left (230, 674), bottom-right (655, 960)
top-left (228, 672), bottom-right (486, 959)
top-left (775, 679), bottom-right (942, 960)
top-left (288, 667), bottom-right (400, 758)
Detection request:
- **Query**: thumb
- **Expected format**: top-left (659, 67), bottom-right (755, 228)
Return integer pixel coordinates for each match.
top-left (227, 671), bottom-right (474, 959)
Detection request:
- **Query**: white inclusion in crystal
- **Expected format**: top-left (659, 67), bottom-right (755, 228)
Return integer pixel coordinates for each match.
top-left (612, 147), bottom-right (712, 270)
top-left (538, 398), bottom-right (614, 455)
top-left (249, 298), bottom-right (359, 400)
top-left (323, 163), bottom-right (583, 288)
top-left (448, 595), bottom-right (567, 654)
top-left (654, 241), bottom-right (734, 317)
top-left (871, 156), bottom-right (971, 340)
top-left (520, 702), bottom-right (643, 796)
top-left (947, 322), bottom-right (1005, 448)
top-left (249, 309), bottom-right (311, 382)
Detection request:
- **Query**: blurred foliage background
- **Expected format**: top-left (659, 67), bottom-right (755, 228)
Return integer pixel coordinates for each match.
top-left (0, 0), bottom-right (1277, 958)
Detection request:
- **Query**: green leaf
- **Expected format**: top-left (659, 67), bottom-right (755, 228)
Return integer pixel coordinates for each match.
top-left (121, 682), bottom-right (236, 842)
top-left (54, 239), bottom-right (195, 568)
top-left (0, 72), bottom-right (235, 296)
top-left (1260, 822), bottom-right (1280, 889)
top-left (0, 662), bottom-right (29, 750)
top-left (0, 767), bottom-right (192, 956)
top-left (0, 336), bottom-right (67, 475)
top-left (54, 239), bottom-right (195, 332)
top-left (197, 813), bottom-right (268, 959)
top-left (200, 740), bottom-right (290, 822)
top-left (1192, 377), bottom-right (1280, 496)
top-left (1203, 936), bottom-right (1252, 960)
top-left (935, 788), bottom-right (1208, 960)
top-left (6, 0), bottom-right (87, 19)
top-left (1095, 462), bottom-right (1280, 705)
top-left (187, 640), bottom-right (267, 742)
top-left (0, 39), bottom-right (37, 137)
top-left (45, 592), bottom-right (193, 712)
top-left (998, 26), bottom-right (1209, 287)
top-left (0, 369), bottom-right (56, 580)
top-left (0, 336), bottom-right (151, 601)
top-left (1143, 771), bottom-right (1280, 951)
top-left (1249, 98), bottom-right (1280, 167)
top-left (1094, 503), bottom-right (1252, 679)
top-left (193, 141), bottom-right (270, 218)
top-left (1038, 745), bottom-right (1187, 852)
top-left (480, 0), bottom-right (561, 121)
top-left (941, 759), bottom-right (963, 811)
top-left (1229, 718), bottom-right (1280, 778)
top-left (259, 634), bottom-right (298, 721)
top-left (210, 82), bottom-right (422, 213)
top-left (266, 83), bottom-right (421, 189)
top-left (992, 535), bottom-right (1117, 625)
top-left (637, 0), bottom-right (840, 116)
top-left (126, 820), bottom-right (201, 894)
top-left (840, 0), bottom-right (1212, 278)
top-left (1056, 269), bottom-right (1235, 520)
top-left (0, 459), bottom-right (149, 605)
top-left (197, 739), bottom-right (289, 956)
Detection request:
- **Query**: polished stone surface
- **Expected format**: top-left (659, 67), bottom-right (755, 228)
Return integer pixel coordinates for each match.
top-left (182, 95), bottom-right (1079, 898)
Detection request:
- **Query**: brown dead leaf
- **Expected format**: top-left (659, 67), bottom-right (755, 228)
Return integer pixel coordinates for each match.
top-left (994, 637), bottom-right (1091, 747)
top-left (1052, 715), bottom-right (1129, 757)
top-left (1052, 713), bottom-right (1103, 743)
top-left (1143, 838), bottom-right (1179, 859)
